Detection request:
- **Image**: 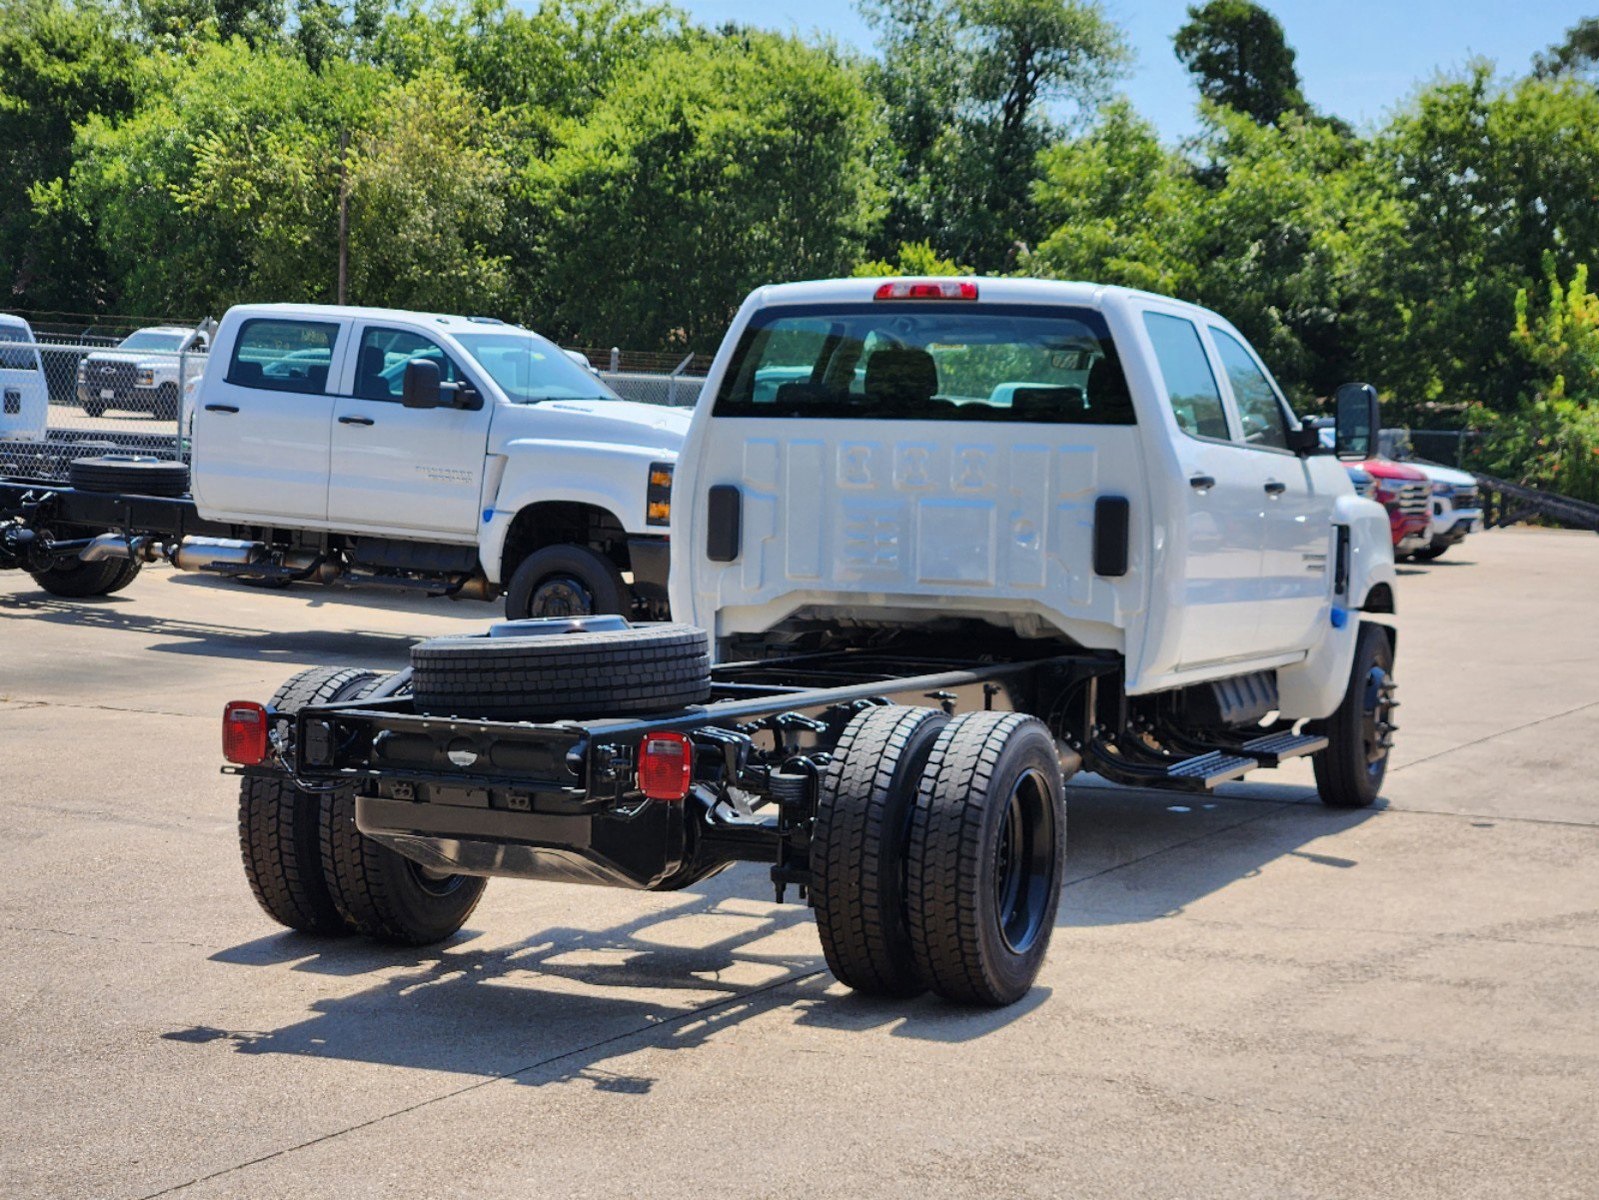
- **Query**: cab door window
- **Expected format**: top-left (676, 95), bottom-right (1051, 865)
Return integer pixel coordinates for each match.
top-left (227, 319), bottom-right (338, 394)
top-left (1211, 328), bottom-right (1292, 451)
top-left (353, 327), bottom-right (459, 401)
top-left (1142, 312), bottom-right (1229, 440)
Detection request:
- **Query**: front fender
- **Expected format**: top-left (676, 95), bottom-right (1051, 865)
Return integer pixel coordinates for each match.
top-left (479, 440), bottom-right (666, 584)
top-left (1336, 494), bottom-right (1397, 612)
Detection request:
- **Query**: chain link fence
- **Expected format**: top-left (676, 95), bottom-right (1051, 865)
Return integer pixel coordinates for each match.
top-left (1, 313), bottom-right (706, 483)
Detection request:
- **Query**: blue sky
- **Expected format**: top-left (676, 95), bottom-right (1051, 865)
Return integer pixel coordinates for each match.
top-left (675, 0), bottom-right (1597, 141)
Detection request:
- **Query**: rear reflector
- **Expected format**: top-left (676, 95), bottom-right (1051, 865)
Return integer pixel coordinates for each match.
top-left (223, 701), bottom-right (269, 766)
top-left (637, 731), bottom-right (693, 801)
top-left (874, 279), bottom-right (979, 301)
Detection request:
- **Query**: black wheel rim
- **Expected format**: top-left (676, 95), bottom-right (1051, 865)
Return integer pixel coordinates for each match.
top-left (528, 575), bottom-right (594, 617)
top-left (1360, 664), bottom-right (1396, 781)
top-left (993, 768), bottom-right (1056, 955)
top-left (408, 860), bottom-right (467, 898)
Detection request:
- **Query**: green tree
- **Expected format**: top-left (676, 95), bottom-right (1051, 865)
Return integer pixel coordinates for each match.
top-left (0, 0), bottom-right (140, 311)
top-left (862, 0), bottom-right (1128, 270)
top-left (345, 70), bottom-right (511, 311)
top-left (1030, 100), bottom-right (1396, 401)
top-left (133, 0), bottom-right (286, 52)
top-left (70, 43), bottom-right (365, 312)
top-left (1533, 17), bottom-right (1599, 84)
top-left (1475, 258), bottom-right (1599, 502)
top-left (1370, 65), bottom-right (1599, 412)
top-left (1173, 0), bottom-right (1308, 126)
top-left (526, 29), bottom-right (881, 349)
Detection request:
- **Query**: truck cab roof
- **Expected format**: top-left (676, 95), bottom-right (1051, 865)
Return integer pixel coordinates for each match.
top-left (224, 303), bottom-right (518, 335)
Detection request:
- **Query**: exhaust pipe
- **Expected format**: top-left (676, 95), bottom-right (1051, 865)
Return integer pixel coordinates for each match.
top-left (79, 533), bottom-right (164, 564)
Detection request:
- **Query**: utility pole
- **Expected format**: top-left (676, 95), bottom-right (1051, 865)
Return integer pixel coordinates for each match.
top-left (336, 128), bottom-right (350, 305)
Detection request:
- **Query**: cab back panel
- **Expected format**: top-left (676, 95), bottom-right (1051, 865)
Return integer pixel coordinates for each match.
top-left (692, 419), bottom-right (1147, 647)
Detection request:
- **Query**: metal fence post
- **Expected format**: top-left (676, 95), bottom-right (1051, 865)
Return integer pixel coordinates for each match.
top-left (668, 352), bottom-right (694, 407)
top-left (176, 348), bottom-right (187, 458)
top-left (610, 347), bottom-right (620, 372)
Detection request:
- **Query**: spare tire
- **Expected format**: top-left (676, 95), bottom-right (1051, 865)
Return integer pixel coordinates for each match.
top-left (69, 454), bottom-right (190, 497)
top-left (410, 620), bottom-right (712, 720)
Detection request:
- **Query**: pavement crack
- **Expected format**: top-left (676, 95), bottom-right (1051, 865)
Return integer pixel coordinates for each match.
top-left (0, 696), bottom-right (202, 719)
top-left (135, 966), bottom-right (829, 1199)
top-left (1390, 696), bottom-right (1599, 775)
top-left (2, 923), bottom-right (218, 951)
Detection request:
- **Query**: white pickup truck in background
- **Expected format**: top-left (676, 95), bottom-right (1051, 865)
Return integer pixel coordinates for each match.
top-left (0, 313), bottom-right (48, 444)
top-left (2, 303), bottom-right (688, 617)
top-left (77, 324), bottom-right (210, 420)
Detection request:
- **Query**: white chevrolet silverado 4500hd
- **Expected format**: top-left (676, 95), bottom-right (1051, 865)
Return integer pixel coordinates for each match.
top-left (1, 304), bottom-right (687, 616)
top-left (214, 278), bottom-right (1397, 1008)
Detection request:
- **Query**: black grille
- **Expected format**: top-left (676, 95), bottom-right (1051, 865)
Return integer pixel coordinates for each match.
top-left (86, 358), bottom-right (137, 394)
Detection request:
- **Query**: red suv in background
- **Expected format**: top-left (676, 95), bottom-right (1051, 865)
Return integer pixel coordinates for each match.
top-left (1361, 458), bottom-right (1432, 556)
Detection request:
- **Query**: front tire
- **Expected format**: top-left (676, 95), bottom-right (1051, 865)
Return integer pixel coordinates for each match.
top-left (1313, 621), bottom-right (1397, 809)
top-left (153, 383), bottom-right (179, 421)
top-left (504, 544), bottom-right (629, 620)
top-left (907, 712), bottom-right (1066, 1007)
top-left (1411, 542), bottom-right (1446, 561)
top-left (811, 705), bottom-right (949, 997)
top-left (237, 668), bottom-right (385, 935)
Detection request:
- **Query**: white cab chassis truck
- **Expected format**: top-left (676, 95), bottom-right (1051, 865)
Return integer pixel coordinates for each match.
top-left (1, 304), bottom-right (687, 616)
top-left (213, 279), bottom-right (1397, 1008)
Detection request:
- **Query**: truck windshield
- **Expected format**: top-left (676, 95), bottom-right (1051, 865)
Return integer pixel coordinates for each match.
top-left (714, 303), bottom-right (1134, 424)
top-left (456, 331), bottom-right (622, 403)
top-left (119, 331), bottom-right (187, 352)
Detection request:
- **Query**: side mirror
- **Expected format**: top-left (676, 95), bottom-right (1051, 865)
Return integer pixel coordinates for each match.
top-left (1332, 382), bottom-right (1380, 460)
top-left (402, 358), bottom-right (442, 409)
top-left (1285, 417), bottom-right (1321, 456)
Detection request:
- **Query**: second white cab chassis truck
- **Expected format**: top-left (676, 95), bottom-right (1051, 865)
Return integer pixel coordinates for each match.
top-left (218, 279), bottom-right (1398, 1007)
top-left (0, 305), bottom-right (686, 618)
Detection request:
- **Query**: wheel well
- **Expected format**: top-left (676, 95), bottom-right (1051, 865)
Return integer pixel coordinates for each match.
top-left (501, 502), bottom-right (628, 579)
top-left (1361, 582), bottom-right (1395, 614)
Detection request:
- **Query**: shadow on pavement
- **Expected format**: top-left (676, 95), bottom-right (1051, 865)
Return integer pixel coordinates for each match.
top-left (0, 591), bottom-right (422, 664)
top-left (1060, 780), bottom-right (1379, 926)
top-left (171, 779), bottom-right (1382, 1083)
top-left (165, 569), bottom-right (501, 618)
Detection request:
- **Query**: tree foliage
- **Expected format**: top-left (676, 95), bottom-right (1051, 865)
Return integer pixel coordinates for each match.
top-left (862, 0), bottom-right (1127, 270)
top-left (525, 29), bottom-right (881, 348)
top-left (1173, 0), bottom-right (1307, 126)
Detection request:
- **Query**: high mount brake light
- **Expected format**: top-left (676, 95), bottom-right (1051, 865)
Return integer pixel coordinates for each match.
top-left (637, 731), bottom-right (693, 801)
top-left (873, 280), bottom-right (979, 301)
top-left (222, 701), bottom-right (269, 766)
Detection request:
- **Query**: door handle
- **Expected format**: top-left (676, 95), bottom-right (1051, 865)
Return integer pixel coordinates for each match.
top-left (338, 415), bottom-right (375, 426)
top-left (1264, 479), bottom-right (1287, 496)
top-left (204, 404), bottom-right (238, 414)
top-left (1189, 473), bottom-right (1216, 491)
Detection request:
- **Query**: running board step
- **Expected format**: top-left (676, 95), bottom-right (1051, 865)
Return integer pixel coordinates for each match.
top-left (1240, 731), bottom-right (1329, 767)
top-left (1164, 751), bottom-right (1257, 789)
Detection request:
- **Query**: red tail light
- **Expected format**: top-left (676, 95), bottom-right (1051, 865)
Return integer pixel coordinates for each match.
top-left (223, 701), bottom-right (269, 765)
top-left (637, 731), bottom-right (693, 801)
top-left (874, 279), bottom-right (979, 301)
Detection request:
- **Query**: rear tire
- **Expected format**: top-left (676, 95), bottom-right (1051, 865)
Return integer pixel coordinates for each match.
top-left (1313, 621), bottom-right (1396, 809)
top-left (237, 668), bottom-right (385, 935)
top-left (504, 544), bottom-right (629, 620)
top-left (1411, 543), bottom-right (1446, 561)
top-left (907, 712), bottom-right (1066, 1007)
top-left (321, 793), bottom-right (486, 946)
top-left (811, 705), bottom-right (949, 997)
top-left (28, 555), bottom-right (138, 598)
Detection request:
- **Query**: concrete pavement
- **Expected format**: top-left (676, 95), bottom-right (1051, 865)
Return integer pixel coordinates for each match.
top-left (1, 527), bottom-right (1595, 1198)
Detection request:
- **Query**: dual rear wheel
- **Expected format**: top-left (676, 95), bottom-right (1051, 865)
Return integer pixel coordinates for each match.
top-left (812, 706), bottom-right (1067, 1007)
top-left (237, 667), bottom-right (485, 944)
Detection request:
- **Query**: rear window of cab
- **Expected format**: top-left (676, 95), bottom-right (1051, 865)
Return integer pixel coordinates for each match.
top-left (713, 303), bottom-right (1135, 424)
